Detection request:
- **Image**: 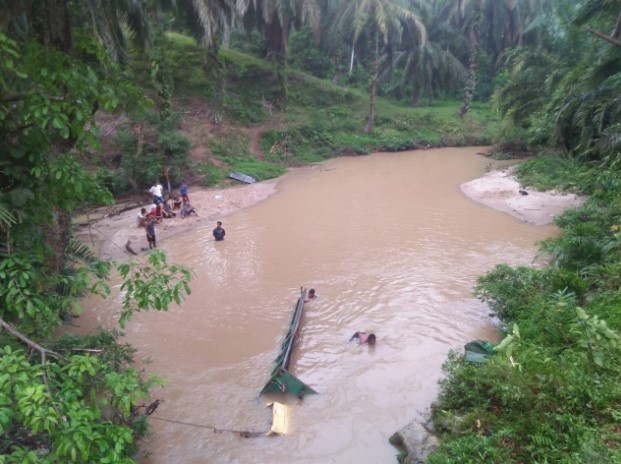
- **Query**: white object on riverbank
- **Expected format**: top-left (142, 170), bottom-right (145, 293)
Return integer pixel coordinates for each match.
top-left (460, 168), bottom-right (585, 226)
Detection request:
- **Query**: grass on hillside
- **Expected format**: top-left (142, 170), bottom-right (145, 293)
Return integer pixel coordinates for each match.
top-left (115, 32), bottom-right (499, 190)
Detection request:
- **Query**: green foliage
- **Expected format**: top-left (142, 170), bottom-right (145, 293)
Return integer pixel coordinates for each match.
top-left (107, 123), bottom-right (190, 193)
top-left (540, 202), bottom-right (616, 269)
top-left (150, 43), bottom-right (175, 121)
top-left (515, 157), bottom-right (595, 194)
top-left (96, 167), bottom-right (131, 195)
top-left (438, 159), bottom-right (621, 462)
top-left (195, 163), bottom-right (228, 187)
top-left (118, 250), bottom-right (192, 328)
top-left (0, 19), bottom-right (194, 464)
top-left (208, 130), bottom-right (286, 181)
top-left (289, 26), bottom-right (332, 78)
top-left (474, 264), bottom-right (545, 323)
top-left (0, 330), bottom-right (162, 463)
top-left (157, 131), bottom-right (191, 157)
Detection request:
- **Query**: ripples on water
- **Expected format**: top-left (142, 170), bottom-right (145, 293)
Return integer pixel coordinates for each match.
top-left (79, 148), bottom-right (556, 464)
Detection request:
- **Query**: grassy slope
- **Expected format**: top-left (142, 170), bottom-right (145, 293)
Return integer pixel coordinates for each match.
top-left (125, 32), bottom-right (498, 187)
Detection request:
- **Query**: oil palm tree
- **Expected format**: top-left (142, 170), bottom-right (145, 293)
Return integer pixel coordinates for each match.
top-left (329, 0), bottom-right (426, 133)
top-left (1, 0), bottom-right (151, 59)
top-left (387, 1), bottom-right (465, 106)
top-left (440, 0), bottom-right (543, 117)
top-left (243, 0), bottom-right (321, 110)
top-left (574, 0), bottom-right (621, 47)
top-left (163, 0), bottom-right (246, 123)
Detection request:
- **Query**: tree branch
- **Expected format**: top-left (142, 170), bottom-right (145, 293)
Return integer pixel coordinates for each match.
top-left (584, 26), bottom-right (621, 48)
top-left (612, 9), bottom-right (621, 39)
top-left (0, 316), bottom-right (64, 415)
top-left (0, 317), bottom-right (60, 357)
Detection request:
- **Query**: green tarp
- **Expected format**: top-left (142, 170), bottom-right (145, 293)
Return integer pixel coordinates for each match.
top-left (260, 288), bottom-right (317, 397)
top-left (464, 339), bottom-right (495, 364)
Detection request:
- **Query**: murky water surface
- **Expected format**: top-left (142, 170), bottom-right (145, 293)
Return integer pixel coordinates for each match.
top-left (78, 148), bottom-right (556, 463)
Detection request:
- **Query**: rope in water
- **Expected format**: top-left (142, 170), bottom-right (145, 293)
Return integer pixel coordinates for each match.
top-left (147, 415), bottom-right (269, 438)
top-left (140, 401), bottom-right (270, 437)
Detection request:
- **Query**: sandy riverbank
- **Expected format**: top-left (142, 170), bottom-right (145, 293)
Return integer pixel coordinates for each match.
top-left (460, 167), bottom-right (585, 226)
top-left (77, 166), bottom-right (585, 262)
top-left (76, 180), bottom-right (278, 262)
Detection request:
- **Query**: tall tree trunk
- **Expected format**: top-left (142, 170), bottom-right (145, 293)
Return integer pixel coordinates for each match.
top-left (332, 53), bottom-right (341, 85)
top-left (150, 45), bottom-right (174, 121)
top-left (0, 0), bottom-right (36, 28)
top-left (412, 82), bottom-right (421, 107)
top-left (426, 81), bottom-right (432, 106)
top-left (207, 43), bottom-right (224, 125)
top-left (612, 8), bottom-right (621, 39)
top-left (222, 21), bottom-right (231, 48)
top-left (266, 19), bottom-right (288, 110)
top-left (349, 41), bottom-right (355, 75)
top-left (365, 35), bottom-right (378, 134)
top-left (276, 34), bottom-right (288, 111)
top-left (458, 14), bottom-right (480, 119)
top-left (43, 207), bottom-right (71, 273)
top-left (43, 0), bottom-right (72, 52)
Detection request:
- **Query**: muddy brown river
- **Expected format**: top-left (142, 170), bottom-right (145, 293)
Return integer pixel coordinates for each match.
top-left (77, 147), bottom-right (556, 463)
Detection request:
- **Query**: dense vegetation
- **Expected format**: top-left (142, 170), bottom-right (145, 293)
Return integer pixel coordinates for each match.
top-left (1, 0), bottom-right (621, 462)
top-left (425, 2), bottom-right (621, 463)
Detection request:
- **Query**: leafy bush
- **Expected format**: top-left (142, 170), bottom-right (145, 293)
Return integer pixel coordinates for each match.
top-left (474, 264), bottom-right (546, 323)
top-left (96, 167), bottom-right (130, 194)
top-left (289, 26), bottom-right (332, 79)
top-left (157, 130), bottom-right (191, 157)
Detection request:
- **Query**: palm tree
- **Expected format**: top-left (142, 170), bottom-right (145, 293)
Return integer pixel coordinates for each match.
top-left (328, 0), bottom-right (426, 133)
top-left (243, 0), bottom-right (321, 110)
top-left (574, 0), bottom-right (621, 47)
top-left (440, 0), bottom-right (544, 118)
top-left (388, 1), bottom-right (465, 106)
top-left (1, 0), bottom-right (152, 58)
top-left (163, 0), bottom-right (246, 123)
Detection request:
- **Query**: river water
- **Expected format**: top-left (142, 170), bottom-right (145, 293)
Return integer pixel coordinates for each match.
top-left (78, 147), bottom-right (556, 463)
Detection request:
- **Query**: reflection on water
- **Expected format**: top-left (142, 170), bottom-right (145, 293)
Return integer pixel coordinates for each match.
top-left (77, 148), bottom-right (555, 464)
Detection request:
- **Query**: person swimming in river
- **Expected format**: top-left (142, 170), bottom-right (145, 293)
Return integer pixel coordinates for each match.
top-left (304, 288), bottom-right (317, 302)
top-left (349, 332), bottom-right (376, 345)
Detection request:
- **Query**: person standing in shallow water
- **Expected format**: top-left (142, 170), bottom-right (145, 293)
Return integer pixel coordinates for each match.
top-left (145, 217), bottom-right (156, 249)
top-left (213, 221), bottom-right (225, 241)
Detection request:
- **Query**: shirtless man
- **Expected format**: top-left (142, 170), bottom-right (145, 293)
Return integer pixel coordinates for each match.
top-left (304, 289), bottom-right (317, 302)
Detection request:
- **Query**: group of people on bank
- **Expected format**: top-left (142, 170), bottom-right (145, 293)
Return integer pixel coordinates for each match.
top-left (137, 180), bottom-right (225, 249)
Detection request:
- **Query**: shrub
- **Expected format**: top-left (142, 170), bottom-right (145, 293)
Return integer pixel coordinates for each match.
top-left (96, 167), bottom-right (130, 194)
top-left (157, 130), bottom-right (191, 157)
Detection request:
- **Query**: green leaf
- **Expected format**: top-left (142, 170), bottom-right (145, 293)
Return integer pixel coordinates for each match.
top-left (9, 188), bottom-right (35, 208)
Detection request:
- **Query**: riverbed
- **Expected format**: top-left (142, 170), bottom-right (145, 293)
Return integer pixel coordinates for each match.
top-left (75, 147), bottom-right (566, 463)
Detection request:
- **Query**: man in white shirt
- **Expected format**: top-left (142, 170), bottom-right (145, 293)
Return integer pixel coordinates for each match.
top-left (149, 182), bottom-right (165, 203)
top-left (137, 208), bottom-right (147, 227)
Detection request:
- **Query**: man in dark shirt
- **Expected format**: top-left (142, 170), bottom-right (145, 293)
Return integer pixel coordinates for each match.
top-left (145, 218), bottom-right (156, 249)
top-left (213, 221), bottom-right (225, 241)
